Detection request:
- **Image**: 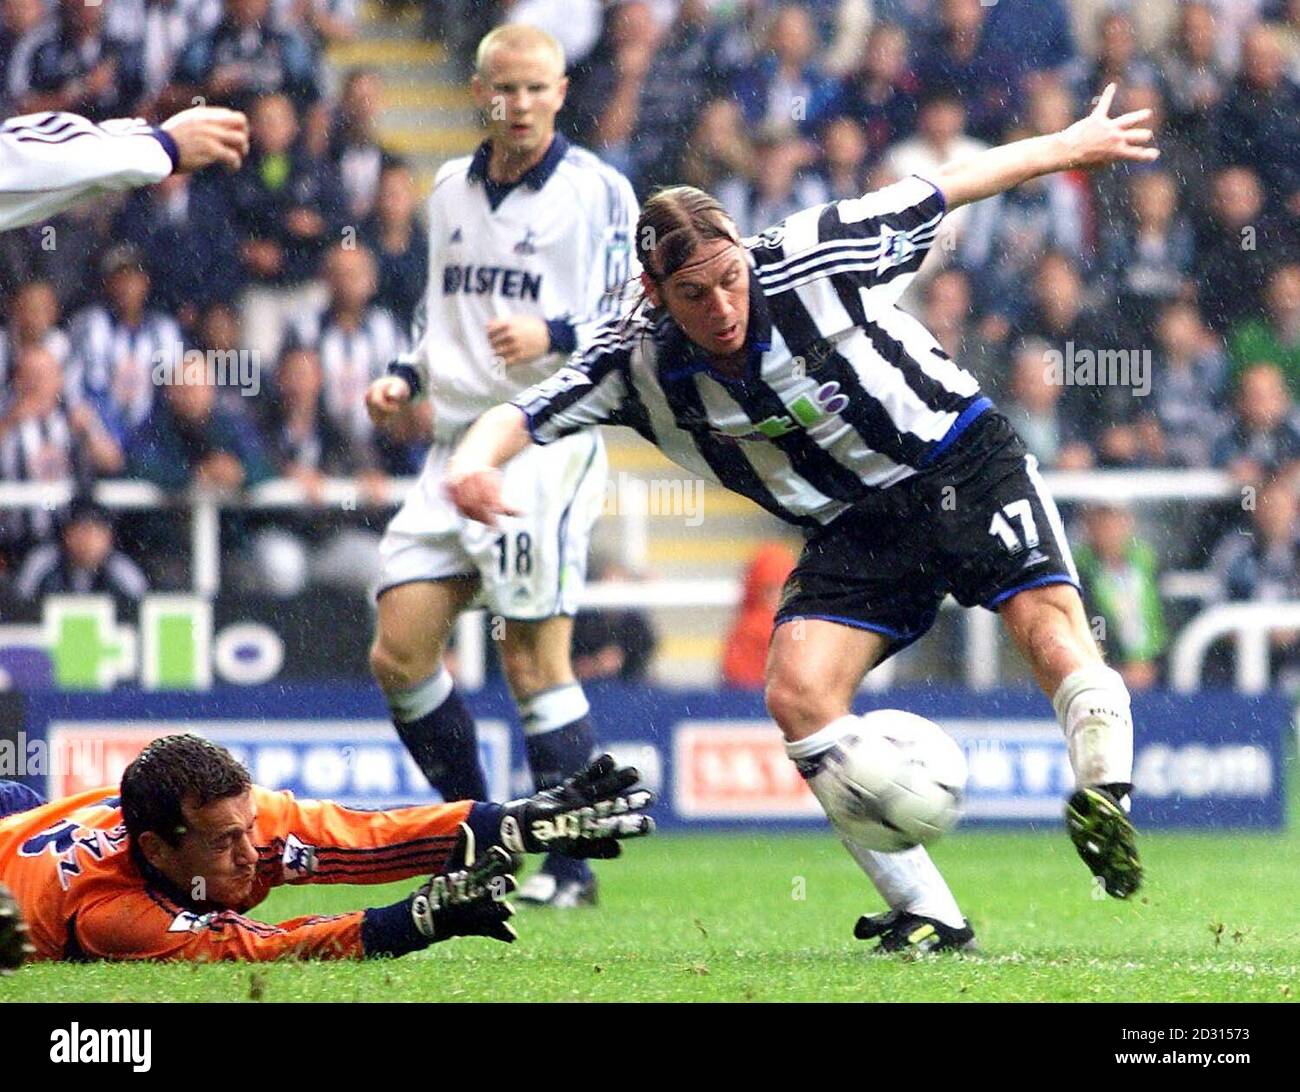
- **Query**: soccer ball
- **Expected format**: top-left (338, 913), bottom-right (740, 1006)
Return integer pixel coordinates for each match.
top-left (816, 710), bottom-right (968, 852)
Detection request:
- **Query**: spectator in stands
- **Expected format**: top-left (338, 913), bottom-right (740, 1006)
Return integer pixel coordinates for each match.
top-left (284, 241), bottom-right (407, 471)
top-left (721, 541), bottom-right (796, 690)
top-left (1210, 474), bottom-right (1300, 680)
top-left (814, 115), bottom-right (869, 201)
top-left (1160, 3), bottom-right (1229, 185)
top-left (1067, 9), bottom-right (1160, 108)
top-left (191, 300), bottom-right (252, 407)
top-left (1194, 167), bottom-right (1285, 334)
top-left (593, 0), bottom-right (729, 197)
top-left (1218, 23), bottom-right (1300, 212)
top-left (571, 556), bottom-right (657, 683)
top-left (981, 0), bottom-right (1076, 80)
top-left (131, 0), bottom-right (223, 116)
top-left (911, 0), bottom-right (1022, 142)
top-left (0, 346), bottom-right (122, 567)
top-left (360, 160), bottom-right (427, 333)
top-left (878, 85), bottom-right (986, 289)
top-left (1001, 338), bottom-right (1089, 471)
top-left (501, 0), bottom-right (602, 72)
top-left (716, 127), bottom-right (827, 239)
top-left (959, 80), bottom-right (1090, 317)
top-left (21, 0), bottom-right (145, 121)
top-left (817, 21), bottom-right (917, 161)
top-left (112, 171), bottom-right (243, 334)
top-left (0, 281), bottom-right (69, 390)
top-left (329, 67), bottom-right (398, 221)
top-left (67, 243), bottom-right (184, 444)
top-left (1074, 503), bottom-right (1168, 691)
top-left (0, 0), bottom-right (49, 114)
top-left (14, 494), bottom-right (147, 604)
top-left (273, 0), bottom-right (356, 54)
top-left (227, 91), bottom-right (343, 365)
top-left (731, 4), bottom-right (836, 137)
top-left (797, 0), bottom-right (873, 80)
top-left (680, 98), bottom-right (753, 194)
top-left (1144, 300), bottom-right (1229, 469)
top-left (1212, 361), bottom-right (1300, 487)
top-left (1100, 169), bottom-right (1195, 343)
top-left (249, 343), bottom-right (386, 595)
top-left (126, 371), bottom-right (273, 492)
top-left (918, 268), bottom-right (1001, 401)
top-left (1008, 252), bottom-right (1143, 467)
top-left (1228, 263), bottom-right (1300, 396)
top-left (174, 0), bottom-right (319, 114)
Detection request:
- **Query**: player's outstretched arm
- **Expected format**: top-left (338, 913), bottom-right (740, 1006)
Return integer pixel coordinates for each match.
top-left (0, 107), bottom-right (248, 232)
top-left (444, 403), bottom-right (534, 526)
top-left (933, 82), bottom-right (1158, 211)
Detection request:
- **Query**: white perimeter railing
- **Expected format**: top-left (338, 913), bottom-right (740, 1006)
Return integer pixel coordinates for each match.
top-left (2, 469), bottom-right (1290, 692)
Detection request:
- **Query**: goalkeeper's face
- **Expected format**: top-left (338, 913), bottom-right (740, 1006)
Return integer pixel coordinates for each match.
top-left (141, 790), bottom-right (261, 910)
top-left (474, 44), bottom-right (567, 161)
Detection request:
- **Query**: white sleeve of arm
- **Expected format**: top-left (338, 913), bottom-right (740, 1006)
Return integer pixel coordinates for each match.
top-left (569, 172), bottom-right (640, 355)
top-left (0, 112), bottom-right (174, 232)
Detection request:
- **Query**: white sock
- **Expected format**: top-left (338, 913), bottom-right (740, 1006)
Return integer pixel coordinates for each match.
top-left (786, 715), bottom-right (966, 929)
top-left (384, 666), bottom-right (454, 723)
top-left (1052, 664), bottom-right (1134, 792)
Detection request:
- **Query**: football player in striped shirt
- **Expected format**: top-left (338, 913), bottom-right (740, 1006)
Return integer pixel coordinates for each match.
top-left (446, 84), bottom-right (1159, 954)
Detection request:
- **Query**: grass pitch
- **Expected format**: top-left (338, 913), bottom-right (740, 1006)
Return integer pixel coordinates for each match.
top-left (5, 813), bottom-right (1299, 1002)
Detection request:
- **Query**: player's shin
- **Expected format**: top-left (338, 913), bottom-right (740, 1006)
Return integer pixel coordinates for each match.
top-left (785, 715), bottom-right (966, 930)
top-left (519, 683), bottom-right (597, 890)
top-left (1052, 664), bottom-right (1134, 804)
top-left (384, 666), bottom-right (488, 801)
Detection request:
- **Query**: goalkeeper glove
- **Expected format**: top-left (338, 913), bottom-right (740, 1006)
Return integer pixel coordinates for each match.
top-left (0, 883), bottom-right (33, 973)
top-left (499, 753), bottom-right (654, 859)
top-left (409, 825), bottom-right (518, 945)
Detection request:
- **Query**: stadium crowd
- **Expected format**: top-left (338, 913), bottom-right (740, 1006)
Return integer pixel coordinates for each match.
top-left (0, 0), bottom-right (1297, 684)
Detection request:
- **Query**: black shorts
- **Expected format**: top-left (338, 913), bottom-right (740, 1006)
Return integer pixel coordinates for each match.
top-left (774, 410), bottom-right (1080, 657)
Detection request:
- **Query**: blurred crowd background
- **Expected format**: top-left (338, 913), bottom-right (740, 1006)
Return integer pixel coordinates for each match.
top-left (0, 0), bottom-right (1298, 689)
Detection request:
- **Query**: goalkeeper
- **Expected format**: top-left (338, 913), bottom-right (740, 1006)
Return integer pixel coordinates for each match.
top-left (0, 734), bottom-right (651, 966)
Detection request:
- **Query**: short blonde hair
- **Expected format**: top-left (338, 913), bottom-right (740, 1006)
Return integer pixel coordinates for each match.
top-left (475, 23), bottom-right (566, 77)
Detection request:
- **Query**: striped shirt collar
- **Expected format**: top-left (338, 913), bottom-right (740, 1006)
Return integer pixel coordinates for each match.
top-left (654, 261), bottom-right (773, 385)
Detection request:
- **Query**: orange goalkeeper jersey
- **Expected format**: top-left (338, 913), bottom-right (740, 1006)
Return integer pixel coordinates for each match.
top-left (0, 785), bottom-right (475, 962)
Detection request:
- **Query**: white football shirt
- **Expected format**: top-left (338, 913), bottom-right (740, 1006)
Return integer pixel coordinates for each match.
top-left (389, 133), bottom-right (639, 441)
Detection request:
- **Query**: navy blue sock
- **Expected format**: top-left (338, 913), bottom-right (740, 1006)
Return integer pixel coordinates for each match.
top-left (524, 715), bottom-right (596, 883)
top-left (394, 690), bottom-right (487, 802)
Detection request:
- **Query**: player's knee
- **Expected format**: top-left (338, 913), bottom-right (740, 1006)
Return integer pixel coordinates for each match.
top-left (369, 637), bottom-right (438, 693)
top-left (765, 669), bottom-right (838, 740)
top-left (499, 643), bottom-right (565, 697)
top-left (1006, 587), bottom-right (1092, 668)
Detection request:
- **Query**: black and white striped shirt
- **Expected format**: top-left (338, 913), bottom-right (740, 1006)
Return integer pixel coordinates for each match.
top-left (514, 175), bottom-right (992, 527)
top-left (0, 408), bottom-right (72, 548)
top-left (67, 305), bottom-right (183, 439)
top-left (287, 305), bottom-right (403, 441)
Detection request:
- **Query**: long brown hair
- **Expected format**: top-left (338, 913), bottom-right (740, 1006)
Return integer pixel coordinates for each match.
top-left (636, 185), bottom-right (738, 284)
top-left (626, 186), bottom-right (739, 333)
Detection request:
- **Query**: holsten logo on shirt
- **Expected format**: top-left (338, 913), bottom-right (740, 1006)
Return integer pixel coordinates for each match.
top-left (443, 264), bottom-right (542, 301)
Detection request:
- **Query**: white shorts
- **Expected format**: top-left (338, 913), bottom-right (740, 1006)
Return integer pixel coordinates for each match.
top-left (376, 430), bottom-right (607, 619)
